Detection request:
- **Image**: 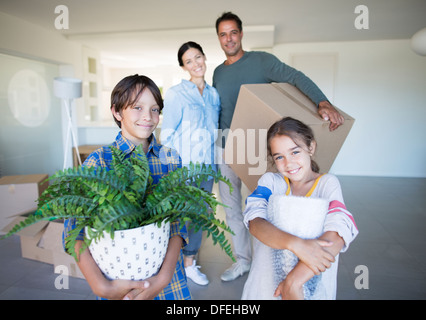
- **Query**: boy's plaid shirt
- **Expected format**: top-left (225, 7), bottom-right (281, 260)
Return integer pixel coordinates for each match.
top-left (63, 132), bottom-right (191, 300)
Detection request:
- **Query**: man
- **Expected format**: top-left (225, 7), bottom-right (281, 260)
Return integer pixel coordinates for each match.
top-left (212, 12), bottom-right (344, 282)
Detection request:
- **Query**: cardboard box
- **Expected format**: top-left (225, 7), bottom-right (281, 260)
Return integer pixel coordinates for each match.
top-left (2, 213), bottom-right (84, 279)
top-left (73, 145), bottom-right (101, 167)
top-left (223, 83), bottom-right (354, 192)
top-left (2, 212), bottom-right (51, 262)
top-left (0, 174), bottom-right (48, 233)
top-left (42, 221), bottom-right (84, 279)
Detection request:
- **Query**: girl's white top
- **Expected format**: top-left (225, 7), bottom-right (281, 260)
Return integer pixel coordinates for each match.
top-left (241, 172), bottom-right (358, 300)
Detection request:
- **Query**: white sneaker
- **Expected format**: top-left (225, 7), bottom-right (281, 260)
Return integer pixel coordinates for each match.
top-left (185, 260), bottom-right (209, 286)
top-left (220, 260), bottom-right (251, 282)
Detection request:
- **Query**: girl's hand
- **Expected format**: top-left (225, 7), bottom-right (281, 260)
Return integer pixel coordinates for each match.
top-left (274, 273), bottom-right (304, 300)
top-left (290, 238), bottom-right (334, 275)
top-left (249, 218), bottom-right (334, 275)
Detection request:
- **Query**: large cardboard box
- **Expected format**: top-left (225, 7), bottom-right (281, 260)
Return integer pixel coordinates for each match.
top-left (0, 174), bottom-right (48, 233)
top-left (223, 83), bottom-right (354, 192)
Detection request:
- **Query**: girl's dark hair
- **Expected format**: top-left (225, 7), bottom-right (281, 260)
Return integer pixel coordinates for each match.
top-left (110, 74), bottom-right (163, 128)
top-left (267, 117), bottom-right (320, 173)
top-left (215, 11), bottom-right (243, 34)
top-left (177, 41), bottom-right (205, 67)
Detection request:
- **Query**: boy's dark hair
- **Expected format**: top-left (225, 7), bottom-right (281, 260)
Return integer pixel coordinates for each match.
top-left (177, 41), bottom-right (205, 67)
top-left (215, 11), bottom-right (243, 34)
top-left (267, 117), bottom-right (320, 173)
top-left (111, 74), bottom-right (163, 128)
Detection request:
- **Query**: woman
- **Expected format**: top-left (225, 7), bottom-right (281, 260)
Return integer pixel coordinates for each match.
top-left (160, 41), bottom-right (221, 286)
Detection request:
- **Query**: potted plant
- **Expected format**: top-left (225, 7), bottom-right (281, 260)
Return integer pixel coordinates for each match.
top-left (2, 144), bottom-right (235, 280)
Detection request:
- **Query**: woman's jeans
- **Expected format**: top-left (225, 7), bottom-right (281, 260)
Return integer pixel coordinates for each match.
top-left (182, 179), bottom-right (214, 256)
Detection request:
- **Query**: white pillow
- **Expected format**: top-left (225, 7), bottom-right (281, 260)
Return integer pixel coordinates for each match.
top-left (267, 194), bottom-right (328, 299)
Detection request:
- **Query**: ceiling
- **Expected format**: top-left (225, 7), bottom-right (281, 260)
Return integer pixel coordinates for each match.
top-left (1, 0), bottom-right (425, 68)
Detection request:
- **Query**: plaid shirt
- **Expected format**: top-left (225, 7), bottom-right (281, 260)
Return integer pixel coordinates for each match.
top-left (63, 132), bottom-right (191, 300)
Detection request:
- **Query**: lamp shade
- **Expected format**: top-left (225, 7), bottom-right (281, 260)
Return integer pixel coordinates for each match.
top-left (53, 77), bottom-right (82, 99)
top-left (411, 27), bottom-right (426, 56)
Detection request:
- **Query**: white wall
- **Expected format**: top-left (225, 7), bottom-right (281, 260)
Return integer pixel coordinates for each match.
top-left (273, 40), bottom-right (426, 178)
top-left (0, 12), bottom-right (85, 171)
top-left (0, 12), bottom-right (81, 68)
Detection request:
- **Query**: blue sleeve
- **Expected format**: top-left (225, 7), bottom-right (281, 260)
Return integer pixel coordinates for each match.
top-left (62, 218), bottom-right (85, 254)
top-left (247, 185), bottom-right (272, 202)
top-left (242, 173), bottom-right (275, 228)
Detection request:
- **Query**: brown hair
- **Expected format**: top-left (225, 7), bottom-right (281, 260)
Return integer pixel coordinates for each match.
top-left (177, 41), bottom-right (205, 67)
top-left (110, 74), bottom-right (163, 128)
top-left (267, 117), bottom-right (320, 173)
top-left (215, 11), bottom-right (243, 34)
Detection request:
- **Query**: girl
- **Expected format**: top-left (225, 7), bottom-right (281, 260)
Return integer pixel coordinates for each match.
top-left (160, 41), bottom-right (220, 286)
top-left (241, 117), bottom-right (358, 300)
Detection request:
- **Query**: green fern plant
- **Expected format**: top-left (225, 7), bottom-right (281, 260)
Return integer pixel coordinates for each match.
top-left (2, 144), bottom-right (235, 262)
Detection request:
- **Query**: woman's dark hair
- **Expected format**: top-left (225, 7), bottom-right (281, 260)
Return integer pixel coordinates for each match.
top-left (177, 41), bottom-right (205, 67)
top-left (215, 11), bottom-right (243, 34)
top-left (267, 117), bottom-right (320, 173)
top-left (110, 74), bottom-right (163, 128)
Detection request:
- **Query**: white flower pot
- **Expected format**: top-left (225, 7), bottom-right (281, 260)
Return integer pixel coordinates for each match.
top-left (86, 221), bottom-right (170, 280)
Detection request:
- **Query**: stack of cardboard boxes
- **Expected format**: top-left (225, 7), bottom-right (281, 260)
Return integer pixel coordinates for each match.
top-left (0, 174), bottom-right (83, 278)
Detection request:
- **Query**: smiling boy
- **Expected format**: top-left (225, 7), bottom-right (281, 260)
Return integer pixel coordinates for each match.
top-left (63, 74), bottom-right (191, 300)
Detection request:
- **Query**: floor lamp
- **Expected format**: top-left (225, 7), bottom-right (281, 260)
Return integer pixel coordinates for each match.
top-left (53, 77), bottom-right (83, 169)
top-left (411, 27), bottom-right (426, 56)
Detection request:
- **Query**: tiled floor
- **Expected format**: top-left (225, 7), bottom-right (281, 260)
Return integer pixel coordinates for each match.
top-left (0, 176), bottom-right (425, 300)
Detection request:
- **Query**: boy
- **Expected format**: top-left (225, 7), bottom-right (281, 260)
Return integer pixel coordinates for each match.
top-left (63, 74), bottom-right (191, 300)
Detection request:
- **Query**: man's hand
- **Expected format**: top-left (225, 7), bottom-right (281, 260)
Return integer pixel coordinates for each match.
top-left (318, 101), bottom-right (345, 131)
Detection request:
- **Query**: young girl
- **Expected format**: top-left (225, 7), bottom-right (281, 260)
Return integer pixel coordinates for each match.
top-left (241, 117), bottom-right (358, 300)
top-left (63, 74), bottom-right (191, 300)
